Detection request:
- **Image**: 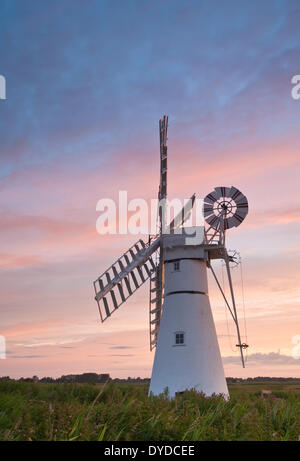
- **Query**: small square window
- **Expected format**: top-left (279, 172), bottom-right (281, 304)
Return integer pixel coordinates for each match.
top-left (174, 261), bottom-right (180, 272)
top-left (175, 332), bottom-right (185, 345)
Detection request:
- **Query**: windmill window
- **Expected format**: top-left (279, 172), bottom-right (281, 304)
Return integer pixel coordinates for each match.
top-left (173, 261), bottom-right (180, 272)
top-left (175, 332), bottom-right (185, 345)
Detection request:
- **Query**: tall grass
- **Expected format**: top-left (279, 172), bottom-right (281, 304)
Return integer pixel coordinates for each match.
top-left (0, 381), bottom-right (299, 441)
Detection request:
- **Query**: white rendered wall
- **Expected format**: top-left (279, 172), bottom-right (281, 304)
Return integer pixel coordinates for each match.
top-left (149, 258), bottom-right (229, 399)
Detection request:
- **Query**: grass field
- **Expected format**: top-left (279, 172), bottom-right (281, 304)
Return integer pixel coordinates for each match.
top-left (0, 380), bottom-right (300, 441)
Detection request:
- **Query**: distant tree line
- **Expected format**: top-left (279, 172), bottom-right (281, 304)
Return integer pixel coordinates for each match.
top-left (226, 377), bottom-right (300, 383)
top-left (0, 373), bottom-right (150, 384)
top-left (0, 374), bottom-right (299, 384)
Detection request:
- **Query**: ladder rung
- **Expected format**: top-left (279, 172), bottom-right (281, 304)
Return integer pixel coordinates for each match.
top-left (99, 278), bottom-right (104, 290)
top-left (143, 264), bottom-right (151, 278)
top-left (137, 266), bottom-right (145, 283)
top-left (130, 271), bottom-right (139, 289)
top-left (117, 283), bottom-right (126, 302)
top-left (151, 318), bottom-right (159, 325)
top-left (103, 297), bottom-right (110, 318)
top-left (118, 260), bottom-right (125, 272)
top-left (110, 290), bottom-right (118, 310)
top-left (124, 276), bottom-right (132, 295)
top-left (149, 258), bottom-right (156, 270)
top-left (129, 249), bottom-right (136, 260)
top-left (124, 254), bottom-right (130, 266)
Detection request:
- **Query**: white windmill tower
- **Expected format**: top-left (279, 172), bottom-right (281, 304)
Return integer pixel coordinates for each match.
top-left (93, 115), bottom-right (249, 398)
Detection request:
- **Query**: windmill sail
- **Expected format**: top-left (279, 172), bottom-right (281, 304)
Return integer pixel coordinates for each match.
top-left (149, 116), bottom-right (168, 350)
top-left (166, 194), bottom-right (196, 233)
top-left (94, 237), bottom-right (160, 322)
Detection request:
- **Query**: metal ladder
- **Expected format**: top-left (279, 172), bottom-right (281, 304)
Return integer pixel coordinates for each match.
top-left (149, 250), bottom-right (163, 350)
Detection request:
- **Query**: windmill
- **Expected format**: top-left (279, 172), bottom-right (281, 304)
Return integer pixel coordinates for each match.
top-left (93, 115), bottom-right (249, 398)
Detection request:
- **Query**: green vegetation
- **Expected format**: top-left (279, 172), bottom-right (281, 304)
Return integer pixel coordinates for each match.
top-left (0, 380), bottom-right (300, 441)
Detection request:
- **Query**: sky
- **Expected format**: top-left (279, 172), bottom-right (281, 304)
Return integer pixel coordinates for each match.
top-left (0, 0), bottom-right (300, 379)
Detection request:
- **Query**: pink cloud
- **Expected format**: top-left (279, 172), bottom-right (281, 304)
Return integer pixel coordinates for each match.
top-left (0, 253), bottom-right (41, 269)
top-left (1, 320), bottom-right (72, 339)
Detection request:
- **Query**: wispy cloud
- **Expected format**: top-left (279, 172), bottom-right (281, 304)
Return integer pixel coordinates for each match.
top-left (109, 346), bottom-right (136, 350)
top-left (223, 352), bottom-right (300, 366)
top-left (110, 354), bottom-right (135, 357)
top-left (19, 337), bottom-right (86, 348)
top-left (10, 355), bottom-right (45, 359)
top-left (0, 253), bottom-right (41, 269)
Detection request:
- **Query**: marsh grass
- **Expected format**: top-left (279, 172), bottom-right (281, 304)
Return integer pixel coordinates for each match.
top-left (0, 381), bottom-right (299, 441)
